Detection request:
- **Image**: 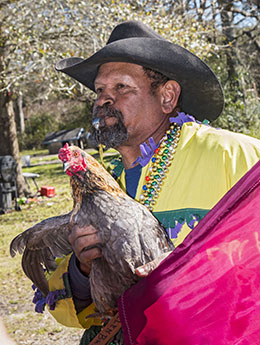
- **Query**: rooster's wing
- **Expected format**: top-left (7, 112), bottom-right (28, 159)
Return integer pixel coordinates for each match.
top-left (10, 212), bottom-right (72, 295)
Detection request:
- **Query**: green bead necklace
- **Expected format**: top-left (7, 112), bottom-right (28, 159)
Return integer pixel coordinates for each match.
top-left (139, 123), bottom-right (181, 211)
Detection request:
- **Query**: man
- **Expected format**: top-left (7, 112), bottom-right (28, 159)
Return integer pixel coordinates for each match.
top-left (38, 21), bottom-right (260, 340)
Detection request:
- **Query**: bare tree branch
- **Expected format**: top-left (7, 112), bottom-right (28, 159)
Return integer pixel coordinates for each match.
top-left (229, 6), bottom-right (259, 20)
top-left (244, 30), bottom-right (260, 53)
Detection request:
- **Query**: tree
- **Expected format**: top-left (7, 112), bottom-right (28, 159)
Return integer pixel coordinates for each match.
top-left (0, 12), bottom-right (29, 196)
top-left (209, 0), bottom-right (260, 133)
top-left (2, 0), bottom-right (258, 196)
top-left (1, 0), bottom-right (216, 102)
top-left (0, 0), bottom-right (222, 197)
top-left (165, 0), bottom-right (260, 134)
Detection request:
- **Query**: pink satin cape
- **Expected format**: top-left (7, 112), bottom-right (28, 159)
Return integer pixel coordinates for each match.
top-left (118, 160), bottom-right (260, 345)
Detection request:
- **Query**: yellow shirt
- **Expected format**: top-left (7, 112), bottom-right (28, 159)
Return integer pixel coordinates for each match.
top-left (117, 122), bottom-right (260, 246)
top-left (47, 122), bottom-right (260, 328)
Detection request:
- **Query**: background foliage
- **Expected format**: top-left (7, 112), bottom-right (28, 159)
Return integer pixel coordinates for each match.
top-left (18, 101), bottom-right (92, 150)
top-left (1, 0), bottom-right (258, 151)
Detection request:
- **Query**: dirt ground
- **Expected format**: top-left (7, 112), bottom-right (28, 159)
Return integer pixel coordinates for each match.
top-left (0, 265), bottom-right (83, 345)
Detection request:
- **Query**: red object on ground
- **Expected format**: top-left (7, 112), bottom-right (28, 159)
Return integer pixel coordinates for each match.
top-left (40, 186), bottom-right (55, 197)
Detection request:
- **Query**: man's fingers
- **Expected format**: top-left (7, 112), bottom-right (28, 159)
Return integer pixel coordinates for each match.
top-left (135, 261), bottom-right (155, 277)
top-left (135, 251), bottom-right (172, 277)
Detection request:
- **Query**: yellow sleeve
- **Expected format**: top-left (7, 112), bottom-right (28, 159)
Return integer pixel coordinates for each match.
top-left (47, 254), bottom-right (102, 329)
top-left (222, 132), bottom-right (260, 188)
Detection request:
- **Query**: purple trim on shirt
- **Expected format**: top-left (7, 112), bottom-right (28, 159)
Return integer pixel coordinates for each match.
top-left (169, 112), bottom-right (196, 126)
top-left (132, 112), bottom-right (200, 168)
top-left (132, 137), bottom-right (159, 167)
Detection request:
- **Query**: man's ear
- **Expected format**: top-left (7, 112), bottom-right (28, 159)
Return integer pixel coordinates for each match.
top-left (160, 80), bottom-right (181, 114)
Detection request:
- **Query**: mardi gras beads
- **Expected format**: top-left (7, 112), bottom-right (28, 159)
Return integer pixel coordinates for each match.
top-left (139, 123), bottom-right (181, 211)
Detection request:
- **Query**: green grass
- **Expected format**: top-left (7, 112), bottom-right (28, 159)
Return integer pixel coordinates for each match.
top-left (21, 147), bottom-right (119, 166)
top-left (20, 148), bottom-right (49, 157)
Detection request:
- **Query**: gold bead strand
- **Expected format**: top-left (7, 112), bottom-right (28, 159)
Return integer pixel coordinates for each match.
top-left (139, 123), bottom-right (181, 211)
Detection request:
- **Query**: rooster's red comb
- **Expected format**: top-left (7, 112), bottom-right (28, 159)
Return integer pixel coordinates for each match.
top-left (58, 143), bottom-right (71, 162)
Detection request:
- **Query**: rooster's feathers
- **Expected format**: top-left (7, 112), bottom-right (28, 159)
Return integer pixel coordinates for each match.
top-left (10, 145), bottom-right (173, 312)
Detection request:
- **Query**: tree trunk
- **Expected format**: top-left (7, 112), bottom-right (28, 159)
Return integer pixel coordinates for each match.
top-left (0, 92), bottom-right (12, 155)
top-left (0, 91), bottom-right (30, 197)
top-left (0, 27), bottom-right (30, 198)
top-left (211, 0), bottom-right (217, 44)
top-left (218, 0), bottom-right (242, 100)
top-left (18, 91), bottom-right (25, 133)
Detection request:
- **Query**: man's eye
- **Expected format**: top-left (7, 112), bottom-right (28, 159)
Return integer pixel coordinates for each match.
top-left (117, 84), bottom-right (126, 90)
top-left (96, 88), bottom-right (103, 94)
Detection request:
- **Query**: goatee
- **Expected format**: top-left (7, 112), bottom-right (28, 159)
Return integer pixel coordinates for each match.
top-left (88, 105), bottom-right (128, 149)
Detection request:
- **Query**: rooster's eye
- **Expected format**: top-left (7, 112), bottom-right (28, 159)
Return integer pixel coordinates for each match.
top-left (73, 151), bottom-right (80, 157)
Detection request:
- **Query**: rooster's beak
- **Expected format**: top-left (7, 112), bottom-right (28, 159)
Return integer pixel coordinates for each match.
top-left (63, 161), bottom-right (70, 172)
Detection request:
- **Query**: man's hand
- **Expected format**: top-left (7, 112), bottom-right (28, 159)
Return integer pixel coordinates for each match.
top-left (135, 251), bottom-right (172, 277)
top-left (69, 224), bottom-right (102, 275)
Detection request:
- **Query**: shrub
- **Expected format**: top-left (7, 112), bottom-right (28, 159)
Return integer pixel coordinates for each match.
top-left (19, 113), bottom-right (59, 150)
top-left (18, 100), bottom-right (94, 150)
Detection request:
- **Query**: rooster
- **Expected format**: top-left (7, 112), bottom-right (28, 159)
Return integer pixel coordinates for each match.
top-left (10, 144), bottom-right (173, 313)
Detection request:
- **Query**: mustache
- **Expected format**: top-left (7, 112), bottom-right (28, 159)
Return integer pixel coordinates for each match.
top-left (88, 104), bottom-right (128, 149)
top-left (92, 104), bottom-right (124, 124)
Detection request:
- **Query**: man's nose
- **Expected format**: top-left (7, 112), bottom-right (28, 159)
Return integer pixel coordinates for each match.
top-left (95, 91), bottom-right (115, 107)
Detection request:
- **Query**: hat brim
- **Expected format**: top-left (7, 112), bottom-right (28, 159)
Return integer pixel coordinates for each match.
top-left (56, 38), bottom-right (224, 121)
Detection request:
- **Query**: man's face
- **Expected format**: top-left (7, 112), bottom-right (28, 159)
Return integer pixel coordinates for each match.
top-left (91, 62), bottom-right (164, 149)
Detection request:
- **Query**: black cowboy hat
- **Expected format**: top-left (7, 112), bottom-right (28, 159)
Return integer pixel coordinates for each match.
top-left (56, 21), bottom-right (224, 121)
